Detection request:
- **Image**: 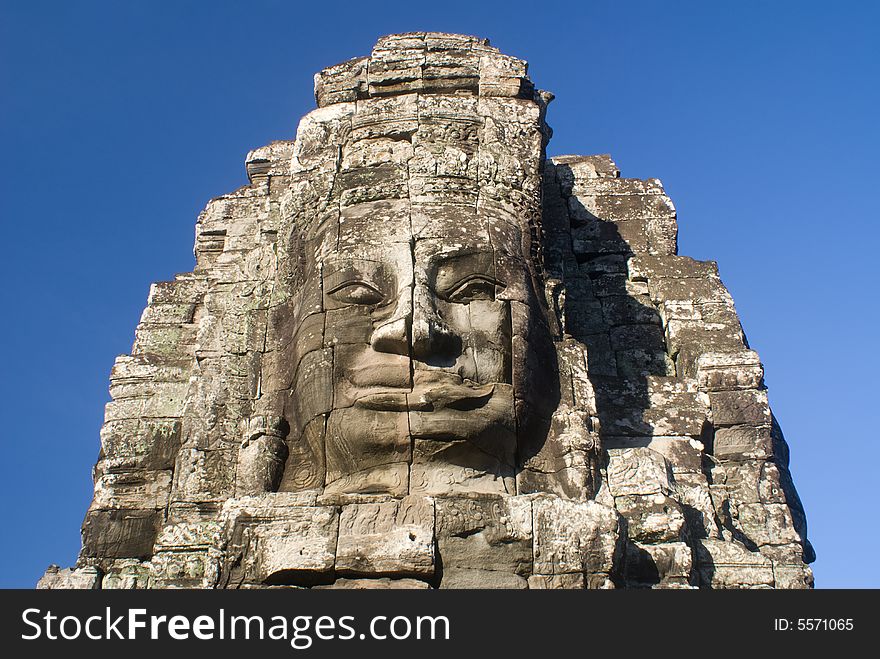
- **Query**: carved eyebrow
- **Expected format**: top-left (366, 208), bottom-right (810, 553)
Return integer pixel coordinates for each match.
top-left (326, 279), bottom-right (384, 296)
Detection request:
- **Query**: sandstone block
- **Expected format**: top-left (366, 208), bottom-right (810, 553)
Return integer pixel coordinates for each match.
top-left (436, 495), bottom-right (532, 575)
top-left (696, 350), bottom-right (764, 391)
top-left (606, 447), bottom-right (673, 496)
top-left (221, 496), bottom-right (338, 585)
top-left (614, 494), bottom-right (686, 543)
top-left (625, 541), bottom-right (693, 587)
top-left (440, 568), bottom-right (528, 589)
top-left (532, 496), bottom-right (622, 575)
top-left (710, 389), bottom-right (771, 426)
top-left (527, 573), bottom-right (586, 589)
top-left (37, 566), bottom-right (101, 590)
top-left (336, 496), bottom-right (435, 577)
top-left (696, 539), bottom-right (774, 589)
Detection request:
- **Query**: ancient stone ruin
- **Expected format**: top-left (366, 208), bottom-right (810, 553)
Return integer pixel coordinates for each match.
top-left (40, 33), bottom-right (813, 590)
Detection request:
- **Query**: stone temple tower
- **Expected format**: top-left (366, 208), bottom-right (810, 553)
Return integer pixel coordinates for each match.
top-left (40, 33), bottom-right (813, 590)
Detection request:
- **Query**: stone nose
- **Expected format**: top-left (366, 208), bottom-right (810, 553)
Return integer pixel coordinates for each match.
top-left (370, 313), bottom-right (410, 356)
top-left (369, 277), bottom-right (459, 361)
top-left (410, 277), bottom-right (459, 362)
top-left (370, 272), bottom-right (413, 356)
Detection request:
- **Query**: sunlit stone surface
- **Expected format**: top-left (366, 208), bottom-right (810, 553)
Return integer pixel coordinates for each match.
top-left (41, 33), bottom-right (813, 589)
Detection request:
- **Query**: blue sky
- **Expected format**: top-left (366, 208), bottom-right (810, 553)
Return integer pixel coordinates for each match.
top-left (1, 0), bottom-right (877, 588)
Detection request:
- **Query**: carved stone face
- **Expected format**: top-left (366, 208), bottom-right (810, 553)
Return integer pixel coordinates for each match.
top-left (300, 195), bottom-right (545, 497)
top-left (245, 91), bottom-right (558, 500)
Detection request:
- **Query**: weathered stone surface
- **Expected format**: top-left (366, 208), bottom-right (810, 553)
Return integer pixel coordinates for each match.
top-left (91, 470), bottom-right (173, 510)
top-left (220, 494), bottom-right (338, 586)
top-left (772, 564), bottom-right (814, 590)
top-left (606, 447), bottom-right (673, 497)
top-left (440, 568), bottom-right (528, 589)
top-left (81, 509), bottom-right (162, 559)
top-left (43, 32), bottom-right (811, 590)
top-left (604, 436), bottom-right (705, 474)
top-left (37, 566), bottom-right (100, 589)
top-left (696, 350), bottom-right (764, 391)
top-left (712, 424), bottom-right (773, 459)
top-left (614, 494), bottom-right (685, 543)
top-left (436, 495), bottom-right (532, 575)
top-left (527, 573), bottom-right (585, 589)
top-left (336, 496), bottom-right (435, 577)
top-left (736, 502), bottom-right (802, 547)
top-left (710, 389), bottom-right (771, 427)
top-left (532, 496), bottom-right (622, 575)
top-left (518, 405), bottom-right (602, 500)
top-left (596, 377), bottom-right (709, 437)
top-left (151, 549), bottom-right (220, 589)
top-left (696, 539), bottom-right (774, 589)
top-left (101, 560), bottom-right (152, 589)
top-left (624, 541), bottom-right (693, 587)
top-left (317, 577), bottom-right (431, 589)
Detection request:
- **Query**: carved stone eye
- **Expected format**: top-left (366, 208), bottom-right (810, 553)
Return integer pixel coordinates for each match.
top-left (328, 281), bottom-right (385, 305)
top-left (445, 276), bottom-right (501, 303)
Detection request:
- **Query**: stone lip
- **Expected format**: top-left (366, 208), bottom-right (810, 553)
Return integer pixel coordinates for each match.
top-left (355, 381), bottom-right (495, 412)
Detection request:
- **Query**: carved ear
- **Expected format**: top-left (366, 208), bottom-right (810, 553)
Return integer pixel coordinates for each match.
top-left (543, 278), bottom-right (565, 340)
top-left (236, 415), bottom-right (291, 496)
top-left (239, 414), bottom-right (289, 449)
top-left (252, 415), bottom-right (291, 440)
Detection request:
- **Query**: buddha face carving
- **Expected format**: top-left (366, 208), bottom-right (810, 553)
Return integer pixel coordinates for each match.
top-left (317, 198), bottom-right (528, 496)
top-left (244, 90), bottom-right (559, 499)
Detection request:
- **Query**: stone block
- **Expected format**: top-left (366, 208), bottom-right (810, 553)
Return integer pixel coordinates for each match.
top-left (712, 424), bottom-right (773, 459)
top-left (101, 560), bottom-right (152, 589)
top-left (527, 573), bottom-right (585, 589)
top-left (91, 469), bottom-right (173, 511)
top-left (552, 155), bottom-right (619, 192)
top-left (604, 436), bottom-right (705, 474)
top-left (151, 549), bottom-right (220, 588)
top-left (600, 295), bottom-right (661, 326)
top-left (628, 255), bottom-right (719, 281)
top-left (624, 542), bottom-right (693, 587)
top-left (99, 418), bottom-right (182, 471)
top-left (696, 350), bottom-right (764, 391)
top-left (710, 389), bottom-right (771, 426)
top-left (736, 503), bottom-right (801, 547)
top-left (772, 564), bottom-right (813, 590)
top-left (435, 495), bottom-right (532, 575)
top-left (615, 349), bottom-right (676, 379)
top-left (532, 496), bottom-right (621, 575)
top-left (81, 509), bottom-right (162, 560)
top-left (647, 215), bottom-right (677, 255)
top-left (37, 566), bottom-right (101, 589)
top-left (710, 459), bottom-right (789, 506)
top-left (606, 448), bottom-right (673, 496)
top-left (648, 277), bottom-right (733, 306)
top-left (609, 324), bottom-right (666, 351)
top-left (336, 496), bottom-right (435, 577)
top-left (696, 539), bottom-right (774, 589)
top-left (221, 495), bottom-right (338, 585)
top-left (440, 568), bottom-right (528, 589)
top-left (614, 494), bottom-right (686, 543)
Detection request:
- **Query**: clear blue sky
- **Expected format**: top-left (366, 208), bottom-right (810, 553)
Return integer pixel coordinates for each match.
top-left (1, 1), bottom-right (877, 588)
